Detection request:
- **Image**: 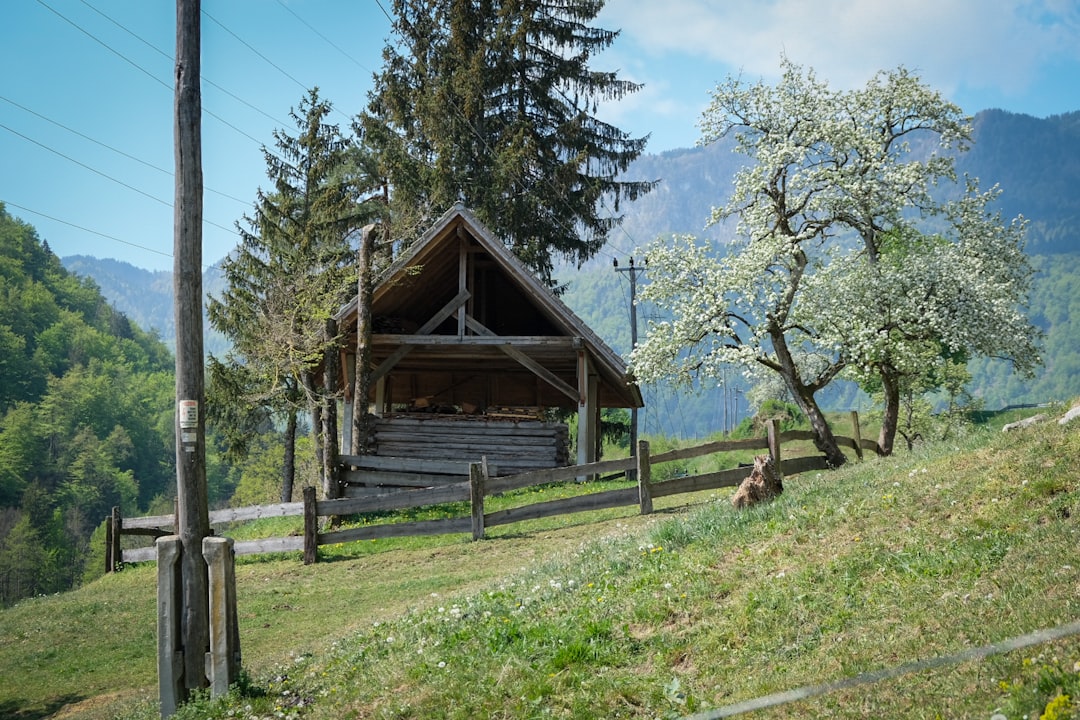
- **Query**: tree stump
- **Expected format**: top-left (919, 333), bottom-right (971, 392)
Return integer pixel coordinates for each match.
top-left (731, 454), bottom-right (783, 509)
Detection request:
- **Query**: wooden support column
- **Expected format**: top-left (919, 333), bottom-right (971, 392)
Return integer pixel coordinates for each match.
top-left (576, 350), bottom-right (598, 478)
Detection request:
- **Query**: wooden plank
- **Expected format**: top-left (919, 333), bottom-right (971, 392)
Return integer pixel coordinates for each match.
top-left (380, 417), bottom-right (555, 430)
top-left (375, 431), bottom-right (560, 446)
top-left (341, 469), bottom-right (465, 488)
top-left (650, 467), bottom-right (747, 499)
top-left (235, 536), bottom-right (304, 556)
top-left (650, 437), bottom-right (769, 464)
top-left (488, 456), bottom-right (634, 493)
top-left (323, 482), bottom-right (471, 515)
top-left (320, 517), bottom-right (472, 544)
top-left (780, 455), bottom-right (831, 475)
top-left (339, 453), bottom-right (473, 476)
top-left (371, 335), bottom-right (576, 347)
top-left (123, 513), bottom-right (176, 531)
top-left (123, 536), bottom-right (306, 564)
top-left (485, 487), bottom-right (638, 527)
top-left (209, 502), bottom-right (303, 524)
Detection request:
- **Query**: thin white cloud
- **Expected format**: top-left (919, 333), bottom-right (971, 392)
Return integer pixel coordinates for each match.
top-left (601, 0), bottom-right (1080, 100)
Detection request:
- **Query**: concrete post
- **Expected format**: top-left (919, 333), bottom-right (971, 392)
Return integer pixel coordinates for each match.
top-left (156, 536), bottom-right (184, 718)
top-left (203, 537), bottom-right (240, 697)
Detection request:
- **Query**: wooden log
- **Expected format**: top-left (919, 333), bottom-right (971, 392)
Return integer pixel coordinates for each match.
top-left (470, 460), bottom-right (486, 541)
top-left (768, 419), bottom-right (781, 478)
top-left (637, 439), bottom-right (653, 515)
top-left (649, 437), bottom-right (769, 464)
top-left (303, 486), bottom-right (317, 565)
top-left (850, 411), bottom-right (864, 461)
top-left (319, 517), bottom-right (472, 544)
top-left (326, 482), bottom-right (471, 514)
top-left (650, 467), bottom-right (747, 499)
top-left (209, 502), bottom-right (303, 524)
top-left (779, 455), bottom-right (831, 475)
top-left (124, 536), bottom-right (305, 564)
top-left (484, 487), bottom-right (638, 527)
top-left (339, 453), bottom-right (473, 476)
top-left (488, 456), bottom-right (634, 492)
top-left (341, 469), bottom-right (467, 488)
top-left (107, 507), bottom-right (120, 573)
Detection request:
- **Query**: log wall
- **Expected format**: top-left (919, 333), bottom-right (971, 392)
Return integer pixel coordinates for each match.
top-left (370, 415), bottom-right (569, 473)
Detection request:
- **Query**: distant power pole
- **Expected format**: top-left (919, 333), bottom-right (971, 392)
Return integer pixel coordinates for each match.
top-left (173, 0), bottom-right (210, 695)
top-left (614, 256), bottom-right (644, 463)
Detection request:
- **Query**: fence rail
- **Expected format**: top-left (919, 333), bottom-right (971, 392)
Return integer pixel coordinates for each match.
top-left (109, 413), bottom-right (874, 568)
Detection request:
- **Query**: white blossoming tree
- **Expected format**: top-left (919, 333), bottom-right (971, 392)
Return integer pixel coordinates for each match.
top-left (631, 59), bottom-right (1040, 464)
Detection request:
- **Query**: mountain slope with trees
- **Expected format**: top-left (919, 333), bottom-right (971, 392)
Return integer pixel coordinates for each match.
top-left (0, 203), bottom-right (178, 605)
top-left (60, 109), bottom-right (1080, 439)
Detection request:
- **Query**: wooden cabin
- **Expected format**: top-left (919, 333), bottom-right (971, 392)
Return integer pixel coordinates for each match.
top-left (334, 204), bottom-right (643, 475)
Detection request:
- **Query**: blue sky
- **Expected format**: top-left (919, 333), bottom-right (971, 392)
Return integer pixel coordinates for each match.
top-left (2, 0), bottom-right (1079, 273)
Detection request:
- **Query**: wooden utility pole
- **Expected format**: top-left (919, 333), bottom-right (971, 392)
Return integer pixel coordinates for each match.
top-left (614, 256), bottom-right (643, 473)
top-left (173, 0), bottom-right (210, 695)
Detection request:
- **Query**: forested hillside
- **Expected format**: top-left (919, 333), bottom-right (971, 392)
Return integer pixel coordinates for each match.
top-left (561, 109), bottom-right (1080, 430)
top-left (0, 204), bottom-right (180, 605)
top-left (60, 110), bottom-right (1080, 438)
top-left (62, 255), bottom-right (230, 358)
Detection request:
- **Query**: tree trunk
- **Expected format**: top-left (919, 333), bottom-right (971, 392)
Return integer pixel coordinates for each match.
top-left (877, 364), bottom-right (901, 457)
top-left (280, 408), bottom-right (296, 503)
top-left (768, 326), bottom-right (847, 468)
top-left (322, 319), bottom-right (341, 500)
top-left (352, 225), bottom-right (377, 455)
top-left (792, 383), bottom-right (848, 468)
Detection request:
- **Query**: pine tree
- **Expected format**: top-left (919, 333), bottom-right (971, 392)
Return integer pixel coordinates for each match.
top-left (363, 0), bottom-right (653, 285)
top-left (208, 89), bottom-right (375, 499)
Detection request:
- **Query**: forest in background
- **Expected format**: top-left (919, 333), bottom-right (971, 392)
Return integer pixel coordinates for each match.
top-left (60, 109), bottom-right (1080, 438)
top-left (0, 205), bottom-right (308, 606)
top-left (2, 108), bottom-right (1076, 606)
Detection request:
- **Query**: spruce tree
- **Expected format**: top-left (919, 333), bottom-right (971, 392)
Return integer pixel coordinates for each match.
top-left (363, 0), bottom-right (653, 285)
top-left (208, 89), bottom-right (375, 499)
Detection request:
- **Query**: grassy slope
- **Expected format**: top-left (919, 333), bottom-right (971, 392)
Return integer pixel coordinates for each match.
top-left (3, 411), bottom-right (1079, 719)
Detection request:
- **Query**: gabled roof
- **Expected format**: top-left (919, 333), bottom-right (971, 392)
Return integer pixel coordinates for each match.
top-left (335, 204), bottom-right (642, 409)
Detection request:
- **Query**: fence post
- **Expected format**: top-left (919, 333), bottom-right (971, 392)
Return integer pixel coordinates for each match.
top-left (470, 459), bottom-right (486, 540)
top-left (767, 419), bottom-right (782, 478)
top-left (303, 486), bottom-right (318, 565)
top-left (637, 439), bottom-right (653, 515)
top-left (203, 537), bottom-right (240, 697)
top-left (157, 536), bottom-right (184, 718)
top-left (106, 507), bottom-right (120, 573)
top-left (850, 411), bottom-right (864, 461)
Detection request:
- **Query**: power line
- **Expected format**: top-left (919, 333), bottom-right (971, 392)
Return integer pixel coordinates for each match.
top-left (1, 121), bottom-right (172, 209)
top-left (274, 0), bottom-right (374, 75)
top-left (2, 199), bottom-right (225, 275)
top-left (0, 121), bottom-right (240, 237)
top-left (0, 94), bottom-right (249, 207)
top-left (77, 0), bottom-right (292, 130)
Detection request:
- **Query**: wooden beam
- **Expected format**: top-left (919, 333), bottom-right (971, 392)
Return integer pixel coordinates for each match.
top-left (371, 334), bottom-right (576, 347)
top-left (370, 289), bottom-right (471, 382)
top-left (464, 316), bottom-right (578, 401)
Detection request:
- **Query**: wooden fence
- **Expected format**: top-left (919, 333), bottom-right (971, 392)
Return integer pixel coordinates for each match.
top-left (109, 413), bottom-right (877, 568)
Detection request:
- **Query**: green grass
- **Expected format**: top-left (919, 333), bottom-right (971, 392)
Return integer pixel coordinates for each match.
top-left (3, 410), bottom-right (1079, 719)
